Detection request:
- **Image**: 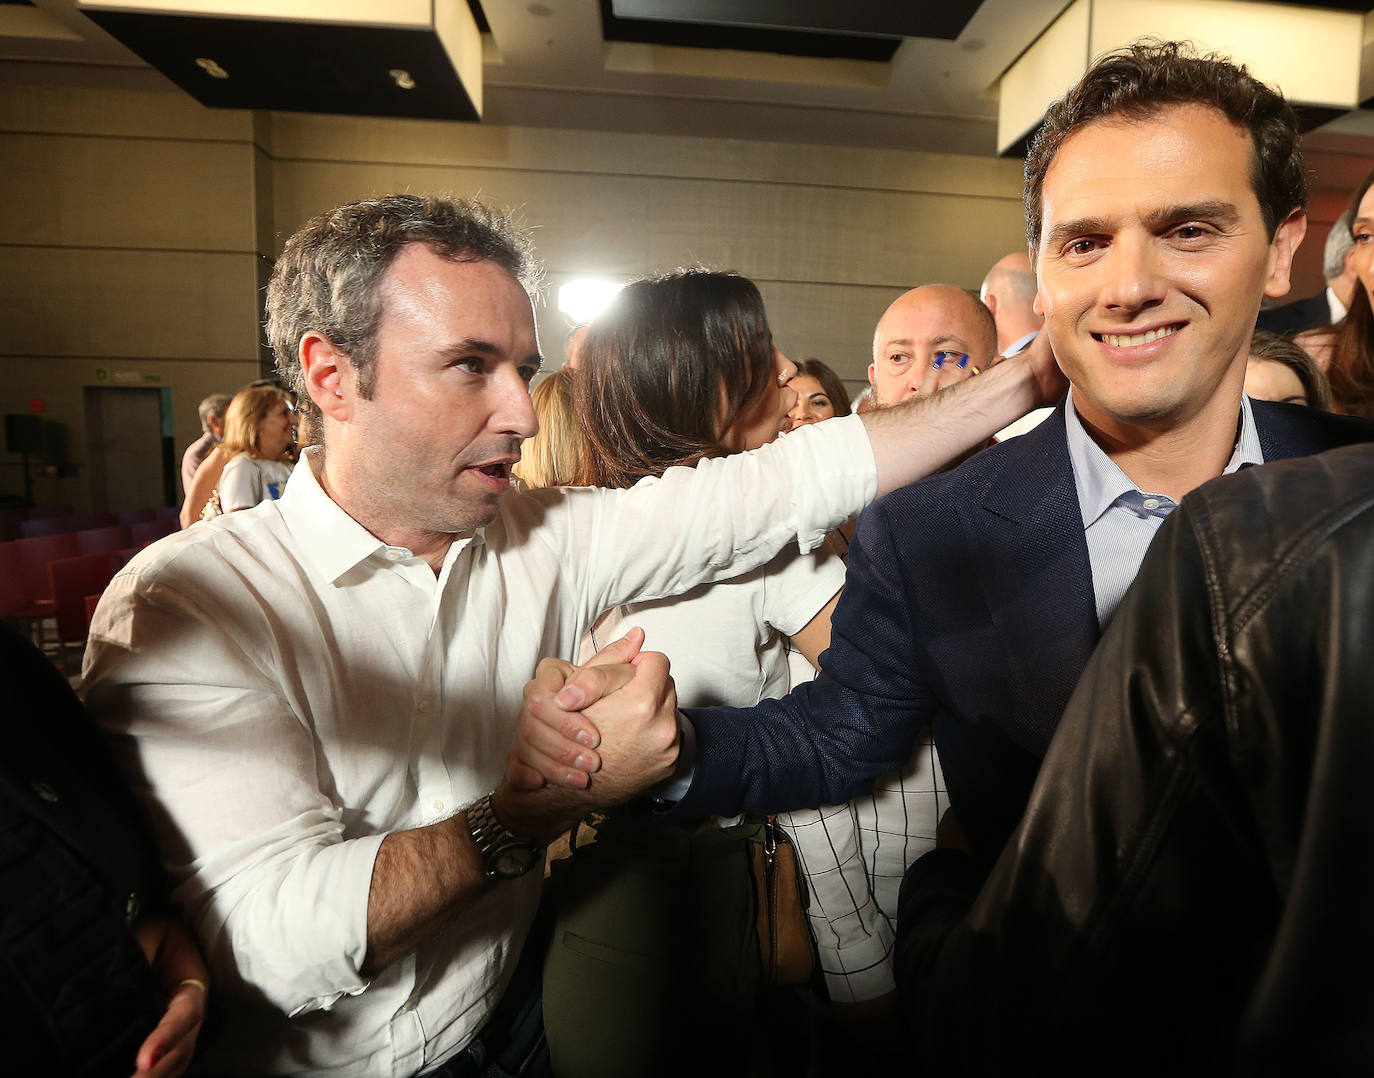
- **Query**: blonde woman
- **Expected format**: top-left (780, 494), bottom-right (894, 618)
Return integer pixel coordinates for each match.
top-left (214, 385), bottom-right (296, 514)
top-left (513, 369), bottom-right (587, 490)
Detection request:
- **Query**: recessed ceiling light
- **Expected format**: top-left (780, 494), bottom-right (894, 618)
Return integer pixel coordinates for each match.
top-left (527, 3), bottom-right (553, 16)
top-left (388, 68), bottom-right (417, 90)
top-left (194, 57), bottom-right (228, 79)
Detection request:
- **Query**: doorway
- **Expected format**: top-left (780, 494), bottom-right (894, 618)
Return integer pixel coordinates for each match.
top-left (84, 386), bottom-right (174, 512)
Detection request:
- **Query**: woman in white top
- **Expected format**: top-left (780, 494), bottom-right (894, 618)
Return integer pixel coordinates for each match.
top-left (539, 270), bottom-right (843, 1078)
top-left (215, 385), bottom-right (297, 513)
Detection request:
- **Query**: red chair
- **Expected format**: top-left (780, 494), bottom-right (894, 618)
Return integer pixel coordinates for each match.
top-left (77, 524), bottom-right (132, 556)
top-left (130, 519), bottom-right (177, 546)
top-left (113, 546), bottom-right (144, 571)
top-left (0, 542), bottom-right (56, 635)
top-left (48, 552), bottom-right (115, 654)
top-left (20, 517), bottom-right (74, 539)
top-left (84, 593), bottom-right (103, 630)
top-left (71, 512), bottom-right (118, 531)
top-left (117, 508), bottom-right (157, 526)
top-left (13, 533), bottom-right (80, 602)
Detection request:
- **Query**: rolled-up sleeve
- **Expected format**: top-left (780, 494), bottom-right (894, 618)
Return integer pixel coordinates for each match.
top-left (83, 570), bottom-right (381, 1016)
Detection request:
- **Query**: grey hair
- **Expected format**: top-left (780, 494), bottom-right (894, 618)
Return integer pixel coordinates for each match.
top-left (1324, 209), bottom-right (1355, 281)
top-left (197, 393), bottom-right (231, 431)
top-left (265, 193), bottom-right (540, 416)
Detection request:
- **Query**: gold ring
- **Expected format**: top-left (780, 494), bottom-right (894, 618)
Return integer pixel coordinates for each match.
top-left (177, 978), bottom-right (208, 995)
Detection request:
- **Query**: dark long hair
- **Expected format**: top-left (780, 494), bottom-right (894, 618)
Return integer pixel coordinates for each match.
top-left (576, 270), bottom-right (775, 489)
top-left (794, 358), bottom-right (852, 417)
top-left (1328, 170), bottom-right (1374, 418)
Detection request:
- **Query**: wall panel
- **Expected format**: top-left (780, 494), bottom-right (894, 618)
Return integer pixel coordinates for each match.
top-left (2, 247), bottom-right (262, 360)
top-left (0, 133), bottom-right (256, 250)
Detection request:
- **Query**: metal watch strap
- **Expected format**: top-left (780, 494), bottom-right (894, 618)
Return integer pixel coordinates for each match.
top-left (467, 792), bottom-right (542, 879)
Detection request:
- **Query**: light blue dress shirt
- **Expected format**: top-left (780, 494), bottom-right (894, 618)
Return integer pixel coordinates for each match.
top-left (1065, 388), bottom-right (1264, 628)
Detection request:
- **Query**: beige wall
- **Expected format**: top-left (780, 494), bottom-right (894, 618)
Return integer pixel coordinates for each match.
top-left (1, 81), bottom-right (1030, 509)
top-left (0, 84), bottom-right (267, 510)
top-left (6, 80), bottom-right (1352, 510)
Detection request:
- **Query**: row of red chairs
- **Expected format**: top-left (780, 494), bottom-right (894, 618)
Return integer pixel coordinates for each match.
top-left (0, 505), bottom-right (179, 542)
top-left (0, 519), bottom-right (180, 659)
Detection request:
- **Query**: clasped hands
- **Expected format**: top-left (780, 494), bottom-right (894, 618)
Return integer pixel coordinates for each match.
top-left (497, 628), bottom-right (681, 839)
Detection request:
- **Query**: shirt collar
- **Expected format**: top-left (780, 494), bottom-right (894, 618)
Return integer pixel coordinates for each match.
top-left (1327, 285), bottom-right (1349, 325)
top-left (1065, 388), bottom-right (1263, 529)
top-left (1004, 329), bottom-right (1040, 357)
top-left (276, 447), bottom-right (486, 585)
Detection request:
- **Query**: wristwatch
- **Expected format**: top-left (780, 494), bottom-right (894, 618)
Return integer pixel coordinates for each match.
top-left (466, 793), bottom-right (544, 880)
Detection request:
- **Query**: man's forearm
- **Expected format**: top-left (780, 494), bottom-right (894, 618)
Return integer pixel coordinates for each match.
top-left (364, 813), bottom-right (487, 973)
top-left (364, 785), bottom-right (588, 973)
top-left (864, 345), bottom-right (1063, 498)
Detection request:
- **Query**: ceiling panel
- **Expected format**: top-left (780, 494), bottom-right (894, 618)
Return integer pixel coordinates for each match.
top-left (610, 0), bottom-right (985, 40)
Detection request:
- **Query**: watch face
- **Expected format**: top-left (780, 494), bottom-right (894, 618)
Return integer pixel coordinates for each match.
top-left (493, 845), bottom-right (539, 879)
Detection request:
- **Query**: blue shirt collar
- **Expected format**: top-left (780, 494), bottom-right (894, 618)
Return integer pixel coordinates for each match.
top-left (1065, 388), bottom-right (1263, 529)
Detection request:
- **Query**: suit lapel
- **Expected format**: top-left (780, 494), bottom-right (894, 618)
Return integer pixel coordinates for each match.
top-left (966, 408), bottom-right (1100, 754)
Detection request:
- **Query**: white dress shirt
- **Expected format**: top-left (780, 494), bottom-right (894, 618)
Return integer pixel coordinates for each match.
top-left (81, 416), bottom-right (876, 1078)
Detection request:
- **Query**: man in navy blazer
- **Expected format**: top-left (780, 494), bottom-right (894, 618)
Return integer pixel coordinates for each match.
top-left (514, 43), bottom-right (1374, 868)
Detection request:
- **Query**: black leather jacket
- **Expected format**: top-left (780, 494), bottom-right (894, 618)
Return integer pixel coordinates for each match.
top-left (896, 444), bottom-right (1374, 1076)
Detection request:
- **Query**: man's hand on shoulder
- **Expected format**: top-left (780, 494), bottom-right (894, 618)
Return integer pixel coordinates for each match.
top-left (1011, 328), bottom-right (1068, 407)
top-left (504, 628), bottom-right (681, 808)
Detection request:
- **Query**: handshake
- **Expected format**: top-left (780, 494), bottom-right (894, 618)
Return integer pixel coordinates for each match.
top-left (493, 629), bottom-right (684, 843)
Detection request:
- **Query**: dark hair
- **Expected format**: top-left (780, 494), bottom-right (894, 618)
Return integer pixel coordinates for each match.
top-left (265, 194), bottom-right (539, 418)
top-left (576, 270), bottom-right (775, 489)
top-left (1247, 330), bottom-right (1332, 412)
top-left (794, 358), bottom-right (852, 417)
top-left (1325, 170), bottom-right (1374, 417)
top-left (1024, 40), bottom-right (1306, 251)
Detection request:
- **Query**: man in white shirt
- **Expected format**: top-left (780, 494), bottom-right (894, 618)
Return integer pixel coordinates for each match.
top-left (82, 194), bottom-right (1061, 1077)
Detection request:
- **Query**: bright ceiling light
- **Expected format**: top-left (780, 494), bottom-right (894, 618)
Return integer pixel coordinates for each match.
top-left (558, 279), bottom-right (627, 325)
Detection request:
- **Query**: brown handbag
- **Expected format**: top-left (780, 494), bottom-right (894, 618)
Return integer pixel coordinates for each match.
top-left (750, 815), bottom-right (814, 985)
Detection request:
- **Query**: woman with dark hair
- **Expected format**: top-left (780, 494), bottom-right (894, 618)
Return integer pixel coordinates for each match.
top-left (1246, 329), bottom-right (1333, 410)
top-left (1296, 171), bottom-right (1374, 417)
top-left (787, 357), bottom-right (852, 430)
top-left (542, 270), bottom-right (845, 1077)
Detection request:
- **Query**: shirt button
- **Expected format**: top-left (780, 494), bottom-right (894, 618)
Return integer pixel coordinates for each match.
top-left (1142, 497), bottom-right (1161, 510)
top-left (432, 799), bottom-right (445, 813)
top-left (416, 699), bottom-right (430, 714)
top-left (31, 780), bottom-right (58, 803)
top-left (384, 548), bottom-right (405, 562)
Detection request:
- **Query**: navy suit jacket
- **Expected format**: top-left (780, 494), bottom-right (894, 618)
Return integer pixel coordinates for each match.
top-left (676, 398), bottom-right (1374, 861)
top-left (1255, 289), bottom-right (1331, 335)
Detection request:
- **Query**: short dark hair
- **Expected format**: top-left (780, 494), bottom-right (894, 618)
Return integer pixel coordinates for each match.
top-left (1248, 330), bottom-right (1332, 411)
top-left (576, 270), bottom-right (775, 489)
top-left (1024, 40), bottom-right (1306, 251)
top-left (265, 194), bottom-right (538, 415)
top-left (794, 358), bottom-right (852, 417)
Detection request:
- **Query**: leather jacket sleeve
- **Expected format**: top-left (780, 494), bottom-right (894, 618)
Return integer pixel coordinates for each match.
top-left (895, 444), bottom-right (1374, 1075)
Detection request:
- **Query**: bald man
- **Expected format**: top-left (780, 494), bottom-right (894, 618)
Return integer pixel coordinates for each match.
top-left (979, 252), bottom-right (1044, 357)
top-left (869, 285), bottom-right (997, 407)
